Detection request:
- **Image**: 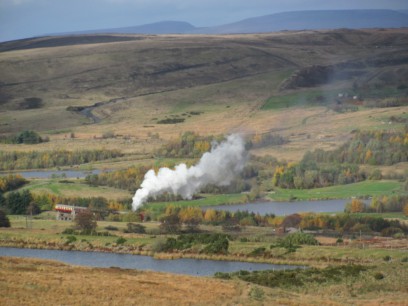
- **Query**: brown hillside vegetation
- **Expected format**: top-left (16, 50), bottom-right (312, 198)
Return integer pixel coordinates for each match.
top-left (0, 29), bottom-right (407, 161)
top-left (1, 257), bottom-right (408, 306)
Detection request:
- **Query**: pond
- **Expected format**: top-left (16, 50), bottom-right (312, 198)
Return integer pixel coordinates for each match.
top-left (205, 199), bottom-right (349, 216)
top-left (0, 247), bottom-right (300, 276)
top-left (0, 169), bottom-right (102, 179)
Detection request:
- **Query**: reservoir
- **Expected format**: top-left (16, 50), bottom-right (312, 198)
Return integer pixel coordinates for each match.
top-left (0, 247), bottom-right (300, 276)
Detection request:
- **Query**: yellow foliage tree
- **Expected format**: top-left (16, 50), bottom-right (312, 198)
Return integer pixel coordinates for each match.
top-left (350, 199), bottom-right (365, 213)
top-left (403, 203), bottom-right (408, 217)
top-left (364, 149), bottom-right (373, 163)
top-left (179, 207), bottom-right (203, 224)
top-left (204, 209), bottom-right (218, 222)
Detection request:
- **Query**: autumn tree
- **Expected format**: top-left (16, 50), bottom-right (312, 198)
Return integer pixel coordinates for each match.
top-left (179, 206), bottom-right (203, 231)
top-left (160, 205), bottom-right (181, 233)
top-left (75, 209), bottom-right (97, 233)
top-left (403, 203), bottom-right (408, 217)
top-left (159, 213), bottom-right (181, 234)
top-left (348, 199), bottom-right (365, 213)
top-left (204, 209), bottom-right (218, 223)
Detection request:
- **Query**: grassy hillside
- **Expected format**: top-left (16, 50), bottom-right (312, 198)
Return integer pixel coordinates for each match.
top-left (0, 28), bottom-right (407, 162)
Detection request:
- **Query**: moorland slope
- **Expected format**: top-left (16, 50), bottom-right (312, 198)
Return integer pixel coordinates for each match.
top-left (0, 28), bottom-right (407, 160)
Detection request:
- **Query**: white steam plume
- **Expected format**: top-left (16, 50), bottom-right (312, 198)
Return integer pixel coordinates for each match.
top-left (132, 134), bottom-right (247, 211)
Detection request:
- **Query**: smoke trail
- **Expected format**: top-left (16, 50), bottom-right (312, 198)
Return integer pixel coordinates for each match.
top-left (132, 134), bottom-right (247, 211)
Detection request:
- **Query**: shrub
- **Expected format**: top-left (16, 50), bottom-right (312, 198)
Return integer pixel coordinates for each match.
top-left (214, 272), bottom-right (231, 279)
top-left (374, 272), bottom-right (384, 280)
top-left (157, 118), bottom-right (185, 124)
top-left (381, 227), bottom-right (403, 237)
top-left (383, 255), bottom-right (392, 262)
top-left (249, 247), bottom-right (267, 256)
top-left (65, 235), bottom-right (77, 244)
top-left (283, 232), bottom-right (319, 245)
top-left (124, 223), bottom-right (146, 234)
top-left (62, 228), bottom-right (76, 234)
top-left (0, 209), bottom-right (10, 227)
top-left (116, 237), bottom-right (127, 245)
top-left (75, 209), bottom-right (97, 232)
top-left (151, 239), bottom-right (167, 252)
top-left (105, 225), bottom-right (119, 231)
top-left (249, 287), bottom-right (264, 301)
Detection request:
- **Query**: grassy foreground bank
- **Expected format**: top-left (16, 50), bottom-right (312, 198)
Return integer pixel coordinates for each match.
top-left (1, 255), bottom-right (407, 306)
top-left (1, 216), bottom-right (408, 305)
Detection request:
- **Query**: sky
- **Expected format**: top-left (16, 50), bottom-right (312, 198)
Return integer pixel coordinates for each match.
top-left (1, 0), bottom-right (407, 42)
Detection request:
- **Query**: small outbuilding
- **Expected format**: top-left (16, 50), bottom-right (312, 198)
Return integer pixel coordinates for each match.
top-left (55, 204), bottom-right (87, 221)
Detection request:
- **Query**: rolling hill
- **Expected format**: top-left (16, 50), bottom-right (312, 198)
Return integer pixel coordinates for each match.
top-left (196, 10), bottom-right (408, 34)
top-left (44, 10), bottom-right (408, 37)
top-left (0, 28), bottom-right (407, 161)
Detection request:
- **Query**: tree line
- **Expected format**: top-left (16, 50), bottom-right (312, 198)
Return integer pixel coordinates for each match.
top-left (307, 130), bottom-right (408, 166)
top-left (155, 131), bottom-right (218, 158)
top-left (85, 165), bottom-right (152, 191)
top-left (0, 174), bottom-right (27, 192)
top-left (0, 189), bottom-right (130, 216)
top-left (0, 149), bottom-right (123, 170)
top-left (272, 159), bottom-right (364, 189)
top-left (345, 195), bottom-right (408, 214)
top-left (0, 130), bottom-right (48, 144)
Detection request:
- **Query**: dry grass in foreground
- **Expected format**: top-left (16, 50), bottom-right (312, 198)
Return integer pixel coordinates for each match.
top-left (0, 257), bottom-right (243, 306)
top-left (1, 257), bottom-right (408, 306)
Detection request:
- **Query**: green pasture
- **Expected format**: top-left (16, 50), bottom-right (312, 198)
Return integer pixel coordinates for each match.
top-left (268, 180), bottom-right (403, 201)
top-left (21, 179), bottom-right (132, 200)
top-left (261, 89), bottom-right (331, 110)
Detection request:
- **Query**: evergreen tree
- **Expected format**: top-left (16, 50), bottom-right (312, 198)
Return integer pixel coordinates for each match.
top-left (0, 209), bottom-right (10, 227)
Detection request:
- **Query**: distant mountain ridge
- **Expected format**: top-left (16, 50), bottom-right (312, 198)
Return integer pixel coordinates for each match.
top-left (68, 21), bottom-right (196, 35)
top-left (56, 9), bottom-right (408, 37)
top-left (196, 10), bottom-right (408, 34)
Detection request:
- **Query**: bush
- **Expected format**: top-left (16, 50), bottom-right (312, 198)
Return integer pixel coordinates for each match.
top-left (383, 255), bottom-right (392, 262)
top-left (381, 227), bottom-right (403, 237)
top-left (65, 235), bottom-right (77, 244)
top-left (122, 212), bottom-right (142, 223)
top-left (374, 272), bottom-right (384, 280)
top-left (124, 223), bottom-right (146, 234)
top-left (62, 228), bottom-right (76, 234)
top-left (214, 272), bottom-right (231, 279)
top-left (105, 225), bottom-right (119, 231)
top-left (282, 232), bottom-right (319, 245)
top-left (116, 237), bottom-right (127, 245)
top-left (249, 287), bottom-right (265, 301)
top-left (159, 233), bottom-right (230, 254)
top-left (0, 209), bottom-right (10, 227)
top-left (75, 209), bottom-right (97, 232)
top-left (249, 247), bottom-right (266, 256)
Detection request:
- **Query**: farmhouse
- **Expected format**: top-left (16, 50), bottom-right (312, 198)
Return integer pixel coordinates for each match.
top-left (55, 204), bottom-right (87, 221)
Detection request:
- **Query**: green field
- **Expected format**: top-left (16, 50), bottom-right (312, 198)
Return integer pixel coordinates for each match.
top-left (146, 193), bottom-right (247, 213)
top-left (21, 179), bottom-right (132, 200)
top-left (261, 89), bottom-right (328, 110)
top-left (268, 180), bottom-right (403, 201)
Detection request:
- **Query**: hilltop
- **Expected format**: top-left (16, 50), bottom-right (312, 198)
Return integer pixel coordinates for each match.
top-left (41, 10), bottom-right (408, 37)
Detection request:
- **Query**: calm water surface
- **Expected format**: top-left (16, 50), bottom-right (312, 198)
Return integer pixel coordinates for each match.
top-left (0, 247), bottom-right (300, 276)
